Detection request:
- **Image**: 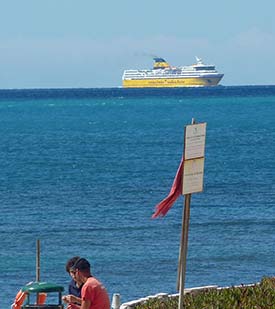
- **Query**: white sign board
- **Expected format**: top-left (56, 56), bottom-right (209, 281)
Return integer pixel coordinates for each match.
top-left (182, 158), bottom-right (205, 195)
top-left (184, 123), bottom-right (207, 160)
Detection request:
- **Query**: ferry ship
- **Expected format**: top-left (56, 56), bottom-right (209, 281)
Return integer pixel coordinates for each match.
top-left (122, 57), bottom-right (224, 88)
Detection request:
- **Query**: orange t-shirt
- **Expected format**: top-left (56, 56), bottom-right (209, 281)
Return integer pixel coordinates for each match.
top-left (81, 277), bottom-right (110, 309)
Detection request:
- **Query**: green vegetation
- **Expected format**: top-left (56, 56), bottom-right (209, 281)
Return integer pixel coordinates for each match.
top-left (135, 277), bottom-right (275, 309)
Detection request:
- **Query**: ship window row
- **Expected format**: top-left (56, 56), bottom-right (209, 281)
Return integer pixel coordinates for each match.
top-left (123, 74), bottom-right (217, 80)
top-left (195, 66), bottom-right (215, 71)
top-left (123, 72), bottom-right (216, 77)
top-left (124, 70), bottom-right (216, 77)
top-left (124, 72), bottom-right (197, 76)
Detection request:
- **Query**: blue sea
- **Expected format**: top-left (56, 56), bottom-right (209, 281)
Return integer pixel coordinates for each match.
top-left (1, 86), bottom-right (275, 307)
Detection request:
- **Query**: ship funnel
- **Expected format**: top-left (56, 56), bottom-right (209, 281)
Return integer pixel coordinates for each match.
top-left (153, 58), bottom-right (170, 69)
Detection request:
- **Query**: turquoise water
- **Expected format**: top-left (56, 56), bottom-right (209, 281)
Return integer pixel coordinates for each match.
top-left (1, 86), bottom-right (275, 307)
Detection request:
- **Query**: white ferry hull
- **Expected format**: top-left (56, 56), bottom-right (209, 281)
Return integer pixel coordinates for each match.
top-left (122, 57), bottom-right (224, 88)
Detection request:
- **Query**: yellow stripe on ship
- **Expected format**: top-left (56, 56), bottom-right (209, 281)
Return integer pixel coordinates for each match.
top-left (123, 77), bottom-right (221, 88)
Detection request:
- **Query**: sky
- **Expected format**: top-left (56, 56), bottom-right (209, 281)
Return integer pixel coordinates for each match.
top-left (0, 0), bottom-right (275, 88)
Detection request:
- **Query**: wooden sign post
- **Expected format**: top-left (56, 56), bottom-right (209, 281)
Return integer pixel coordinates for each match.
top-left (177, 119), bottom-right (207, 309)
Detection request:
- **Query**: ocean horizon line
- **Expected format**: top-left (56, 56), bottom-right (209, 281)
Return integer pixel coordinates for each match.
top-left (0, 84), bottom-right (275, 90)
top-left (0, 84), bottom-right (275, 100)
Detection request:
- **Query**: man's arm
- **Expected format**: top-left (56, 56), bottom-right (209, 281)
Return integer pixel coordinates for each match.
top-left (67, 303), bottom-right (80, 309)
top-left (80, 299), bottom-right (91, 309)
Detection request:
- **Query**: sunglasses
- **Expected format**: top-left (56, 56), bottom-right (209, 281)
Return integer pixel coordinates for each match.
top-left (70, 257), bottom-right (82, 273)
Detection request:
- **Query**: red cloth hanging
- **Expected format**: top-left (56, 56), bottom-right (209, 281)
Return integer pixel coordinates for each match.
top-left (152, 157), bottom-right (183, 218)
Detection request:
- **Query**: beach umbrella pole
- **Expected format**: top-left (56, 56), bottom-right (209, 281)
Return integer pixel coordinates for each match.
top-left (36, 239), bottom-right (40, 282)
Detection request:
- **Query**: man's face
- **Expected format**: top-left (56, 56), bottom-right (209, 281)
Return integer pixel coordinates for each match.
top-left (72, 269), bottom-right (82, 285)
top-left (70, 270), bottom-right (77, 281)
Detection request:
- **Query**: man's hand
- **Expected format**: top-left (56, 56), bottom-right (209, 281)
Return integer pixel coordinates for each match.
top-left (62, 294), bottom-right (81, 305)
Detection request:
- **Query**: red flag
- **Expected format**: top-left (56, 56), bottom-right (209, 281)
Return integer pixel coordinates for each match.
top-left (152, 157), bottom-right (183, 218)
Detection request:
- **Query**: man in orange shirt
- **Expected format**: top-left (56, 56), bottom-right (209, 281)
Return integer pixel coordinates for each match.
top-left (63, 257), bottom-right (110, 309)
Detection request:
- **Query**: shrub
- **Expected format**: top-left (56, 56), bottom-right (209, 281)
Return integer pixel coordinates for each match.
top-left (135, 277), bottom-right (275, 309)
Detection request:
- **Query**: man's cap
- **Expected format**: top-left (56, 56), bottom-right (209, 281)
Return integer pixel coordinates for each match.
top-left (70, 257), bottom-right (90, 271)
